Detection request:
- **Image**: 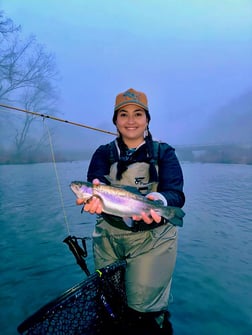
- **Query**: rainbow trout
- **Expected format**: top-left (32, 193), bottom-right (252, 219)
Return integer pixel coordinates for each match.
top-left (70, 181), bottom-right (185, 227)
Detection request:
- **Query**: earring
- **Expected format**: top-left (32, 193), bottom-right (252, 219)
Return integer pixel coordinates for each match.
top-left (144, 128), bottom-right (149, 138)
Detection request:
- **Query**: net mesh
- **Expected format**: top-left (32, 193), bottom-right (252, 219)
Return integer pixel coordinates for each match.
top-left (17, 260), bottom-right (127, 335)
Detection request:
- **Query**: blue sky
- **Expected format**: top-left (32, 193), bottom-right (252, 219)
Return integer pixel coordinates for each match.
top-left (1, 0), bottom-right (252, 145)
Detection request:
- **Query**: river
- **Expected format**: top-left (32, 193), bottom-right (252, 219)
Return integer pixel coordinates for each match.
top-left (0, 161), bottom-right (251, 335)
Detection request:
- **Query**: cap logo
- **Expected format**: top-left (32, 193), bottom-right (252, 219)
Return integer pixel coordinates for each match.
top-left (123, 90), bottom-right (139, 101)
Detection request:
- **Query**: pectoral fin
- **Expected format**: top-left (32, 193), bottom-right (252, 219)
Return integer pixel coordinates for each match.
top-left (123, 217), bottom-right (134, 227)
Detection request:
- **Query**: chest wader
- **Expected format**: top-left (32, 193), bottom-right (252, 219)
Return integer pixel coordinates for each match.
top-left (109, 161), bottom-right (158, 194)
top-left (92, 144), bottom-right (176, 335)
top-left (104, 163), bottom-right (174, 333)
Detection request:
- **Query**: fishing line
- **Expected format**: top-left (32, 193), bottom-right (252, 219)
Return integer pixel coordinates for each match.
top-left (43, 118), bottom-right (70, 235)
top-left (0, 102), bottom-right (116, 234)
top-left (1, 103), bottom-right (94, 273)
top-left (0, 103), bottom-right (117, 136)
top-left (0, 102), bottom-right (117, 236)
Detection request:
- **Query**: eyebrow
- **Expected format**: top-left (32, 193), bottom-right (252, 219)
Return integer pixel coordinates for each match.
top-left (118, 108), bottom-right (145, 113)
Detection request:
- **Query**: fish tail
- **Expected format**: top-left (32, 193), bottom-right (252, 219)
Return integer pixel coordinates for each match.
top-left (162, 206), bottom-right (185, 227)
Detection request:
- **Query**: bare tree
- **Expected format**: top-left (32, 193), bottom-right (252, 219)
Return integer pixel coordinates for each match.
top-left (0, 11), bottom-right (60, 163)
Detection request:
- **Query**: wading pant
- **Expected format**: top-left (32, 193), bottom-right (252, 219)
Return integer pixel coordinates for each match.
top-left (92, 217), bottom-right (177, 313)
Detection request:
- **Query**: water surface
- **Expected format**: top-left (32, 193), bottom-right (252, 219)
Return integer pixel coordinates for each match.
top-left (0, 162), bottom-right (251, 334)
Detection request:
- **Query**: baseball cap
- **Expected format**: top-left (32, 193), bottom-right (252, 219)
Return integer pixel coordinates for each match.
top-left (114, 88), bottom-right (149, 112)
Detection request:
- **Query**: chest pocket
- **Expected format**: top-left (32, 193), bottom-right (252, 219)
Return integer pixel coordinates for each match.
top-left (109, 162), bottom-right (158, 195)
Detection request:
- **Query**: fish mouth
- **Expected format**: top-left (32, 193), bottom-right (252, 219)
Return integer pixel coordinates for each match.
top-left (70, 183), bottom-right (93, 202)
top-left (70, 184), bottom-right (84, 197)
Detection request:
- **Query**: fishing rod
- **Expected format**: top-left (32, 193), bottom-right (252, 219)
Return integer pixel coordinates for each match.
top-left (0, 103), bottom-right (117, 136)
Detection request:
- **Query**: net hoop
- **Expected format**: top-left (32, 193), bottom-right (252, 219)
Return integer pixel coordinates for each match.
top-left (17, 260), bottom-right (127, 335)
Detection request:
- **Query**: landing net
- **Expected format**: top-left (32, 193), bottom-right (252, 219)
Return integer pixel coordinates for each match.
top-left (17, 260), bottom-right (127, 335)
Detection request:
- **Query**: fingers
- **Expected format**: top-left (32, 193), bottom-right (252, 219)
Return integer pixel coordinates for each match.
top-left (149, 209), bottom-right (162, 223)
top-left (132, 215), bottom-right (142, 221)
top-left (76, 198), bottom-right (84, 205)
top-left (76, 179), bottom-right (100, 208)
top-left (133, 209), bottom-right (161, 224)
top-left (141, 194), bottom-right (162, 224)
top-left (83, 196), bottom-right (102, 214)
top-left (92, 178), bottom-right (100, 185)
top-left (146, 194), bottom-right (155, 201)
top-left (83, 179), bottom-right (102, 213)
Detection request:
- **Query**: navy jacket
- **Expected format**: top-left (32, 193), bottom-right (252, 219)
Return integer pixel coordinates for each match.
top-left (87, 140), bottom-right (185, 208)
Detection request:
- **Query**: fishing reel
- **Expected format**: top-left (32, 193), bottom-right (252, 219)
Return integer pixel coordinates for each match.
top-left (63, 235), bottom-right (91, 276)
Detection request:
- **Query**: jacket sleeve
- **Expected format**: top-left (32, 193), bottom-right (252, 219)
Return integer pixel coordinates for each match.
top-left (87, 144), bottom-right (111, 184)
top-left (157, 143), bottom-right (185, 208)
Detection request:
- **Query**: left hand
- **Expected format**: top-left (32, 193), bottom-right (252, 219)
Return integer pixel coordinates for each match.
top-left (132, 194), bottom-right (162, 224)
top-left (76, 179), bottom-right (103, 215)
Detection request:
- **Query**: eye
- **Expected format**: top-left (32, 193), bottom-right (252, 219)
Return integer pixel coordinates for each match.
top-left (118, 111), bottom-right (127, 117)
top-left (135, 111), bottom-right (144, 117)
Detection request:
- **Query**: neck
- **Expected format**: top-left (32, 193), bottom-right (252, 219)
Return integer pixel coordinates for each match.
top-left (123, 139), bottom-right (145, 149)
top-left (125, 140), bottom-right (145, 149)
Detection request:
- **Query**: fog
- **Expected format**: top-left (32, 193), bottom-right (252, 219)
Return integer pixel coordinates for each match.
top-left (1, 0), bottom-right (252, 148)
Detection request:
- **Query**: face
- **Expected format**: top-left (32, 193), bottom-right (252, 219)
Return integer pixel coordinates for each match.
top-left (115, 104), bottom-right (149, 147)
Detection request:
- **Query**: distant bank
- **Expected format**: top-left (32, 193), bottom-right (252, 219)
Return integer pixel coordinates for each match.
top-left (0, 144), bottom-right (251, 165)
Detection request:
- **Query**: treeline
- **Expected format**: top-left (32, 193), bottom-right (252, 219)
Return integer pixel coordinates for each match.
top-left (0, 148), bottom-right (91, 165)
top-left (1, 144), bottom-right (252, 165)
top-left (176, 144), bottom-right (252, 165)
top-left (0, 11), bottom-right (59, 162)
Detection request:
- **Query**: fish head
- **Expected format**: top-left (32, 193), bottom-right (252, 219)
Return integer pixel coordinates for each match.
top-left (70, 181), bottom-right (93, 201)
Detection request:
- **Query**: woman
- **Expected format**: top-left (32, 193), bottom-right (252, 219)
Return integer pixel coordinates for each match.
top-left (77, 88), bottom-right (185, 334)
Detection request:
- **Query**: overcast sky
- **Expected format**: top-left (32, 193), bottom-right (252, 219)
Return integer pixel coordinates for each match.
top-left (1, 0), bottom-right (252, 145)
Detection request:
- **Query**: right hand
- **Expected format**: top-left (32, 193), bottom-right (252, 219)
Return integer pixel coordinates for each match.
top-left (132, 194), bottom-right (162, 224)
top-left (76, 179), bottom-right (103, 215)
